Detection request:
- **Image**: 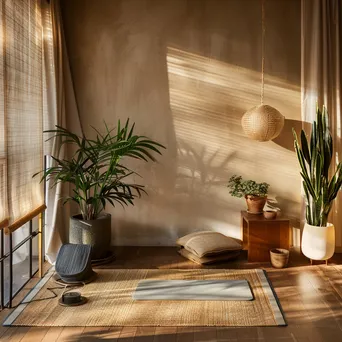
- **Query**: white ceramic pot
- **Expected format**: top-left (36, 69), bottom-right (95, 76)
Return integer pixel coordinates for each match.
top-left (301, 222), bottom-right (335, 260)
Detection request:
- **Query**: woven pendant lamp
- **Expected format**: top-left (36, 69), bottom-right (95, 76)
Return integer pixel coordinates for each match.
top-left (242, 104), bottom-right (284, 141)
top-left (241, 0), bottom-right (284, 142)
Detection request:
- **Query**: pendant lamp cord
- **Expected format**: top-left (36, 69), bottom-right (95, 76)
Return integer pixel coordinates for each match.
top-left (261, 0), bottom-right (265, 104)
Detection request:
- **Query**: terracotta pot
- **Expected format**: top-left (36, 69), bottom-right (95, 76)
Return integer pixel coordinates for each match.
top-left (245, 195), bottom-right (267, 214)
top-left (263, 210), bottom-right (277, 219)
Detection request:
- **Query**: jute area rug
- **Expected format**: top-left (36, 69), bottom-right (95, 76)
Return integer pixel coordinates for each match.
top-left (3, 268), bottom-right (286, 327)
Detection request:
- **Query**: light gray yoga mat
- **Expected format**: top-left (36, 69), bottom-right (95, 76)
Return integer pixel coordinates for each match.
top-left (133, 279), bottom-right (254, 301)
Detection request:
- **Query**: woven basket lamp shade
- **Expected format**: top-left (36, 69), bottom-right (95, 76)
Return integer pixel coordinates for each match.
top-left (241, 104), bottom-right (285, 142)
top-left (241, 0), bottom-right (285, 142)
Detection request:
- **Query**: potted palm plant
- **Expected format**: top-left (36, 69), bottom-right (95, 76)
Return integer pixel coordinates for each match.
top-left (293, 106), bottom-right (342, 261)
top-left (36, 119), bottom-right (165, 260)
top-left (227, 175), bottom-right (269, 214)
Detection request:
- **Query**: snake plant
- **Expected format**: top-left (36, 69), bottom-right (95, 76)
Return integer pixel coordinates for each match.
top-left (293, 106), bottom-right (342, 227)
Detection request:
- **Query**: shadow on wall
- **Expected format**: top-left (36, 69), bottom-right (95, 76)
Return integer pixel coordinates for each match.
top-left (113, 47), bottom-right (302, 246)
top-left (166, 47), bottom-right (302, 234)
top-left (274, 119), bottom-right (302, 151)
top-left (61, 0), bottom-right (302, 246)
top-left (274, 119), bottom-right (313, 152)
top-left (113, 144), bottom-right (242, 245)
top-left (175, 140), bottom-right (236, 195)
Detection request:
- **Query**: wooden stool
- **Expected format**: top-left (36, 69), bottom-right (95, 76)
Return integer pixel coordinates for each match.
top-left (241, 211), bottom-right (290, 262)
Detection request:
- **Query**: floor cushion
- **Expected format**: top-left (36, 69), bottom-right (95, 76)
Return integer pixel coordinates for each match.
top-left (176, 231), bottom-right (242, 258)
top-left (178, 248), bottom-right (241, 265)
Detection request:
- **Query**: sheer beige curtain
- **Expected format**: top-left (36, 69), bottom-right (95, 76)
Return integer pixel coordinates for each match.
top-left (0, 0), bottom-right (81, 262)
top-left (42, 0), bottom-right (82, 263)
top-left (0, 0), bottom-right (45, 232)
top-left (0, 2), bottom-right (8, 230)
top-left (301, 0), bottom-right (342, 251)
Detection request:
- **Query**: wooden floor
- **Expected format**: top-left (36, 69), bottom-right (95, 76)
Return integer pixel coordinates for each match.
top-left (0, 246), bottom-right (342, 341)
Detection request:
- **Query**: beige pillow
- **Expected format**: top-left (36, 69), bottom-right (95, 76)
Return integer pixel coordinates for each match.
top-left (178, 248), bottom-right (240, 265)
top-left (177, 231), bottom-right (242, 258)
top-left (177, 231), bottom-right (216, 246)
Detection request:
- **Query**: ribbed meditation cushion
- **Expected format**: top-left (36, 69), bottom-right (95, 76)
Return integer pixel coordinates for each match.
top-left (55, 244), bottom-right (95, 283)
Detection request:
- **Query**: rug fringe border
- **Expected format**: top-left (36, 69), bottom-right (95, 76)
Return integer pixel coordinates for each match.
top-left (257, 269), bottom-right (287, 326)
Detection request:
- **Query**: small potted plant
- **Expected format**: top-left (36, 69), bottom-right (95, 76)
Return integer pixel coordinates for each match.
top-left (227, 175), bottom-right (269, 214)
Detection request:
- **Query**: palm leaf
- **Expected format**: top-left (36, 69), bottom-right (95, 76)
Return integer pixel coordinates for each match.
top-left (34, 119), bottom-right (165, 220)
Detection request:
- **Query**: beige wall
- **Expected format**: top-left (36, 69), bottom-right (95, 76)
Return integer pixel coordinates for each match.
top-left (61, 0), bottom-right (302, 246)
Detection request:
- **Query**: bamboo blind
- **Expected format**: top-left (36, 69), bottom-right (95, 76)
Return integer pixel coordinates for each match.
top-left (0, 0), bottom-right (45, 233)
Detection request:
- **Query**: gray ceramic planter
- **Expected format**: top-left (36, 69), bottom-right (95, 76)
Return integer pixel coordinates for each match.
top-left (69, 213), bottom-right (111, 260)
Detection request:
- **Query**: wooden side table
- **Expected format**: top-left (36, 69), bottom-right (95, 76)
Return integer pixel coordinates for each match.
top-left (241, 211), bottom-right (290, 262)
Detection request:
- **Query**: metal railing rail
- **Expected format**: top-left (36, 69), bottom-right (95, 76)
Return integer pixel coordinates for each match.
top-left (0, 212), bottom-right (45, 309)
top-left (0, 156), bottom-right (46, 309)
